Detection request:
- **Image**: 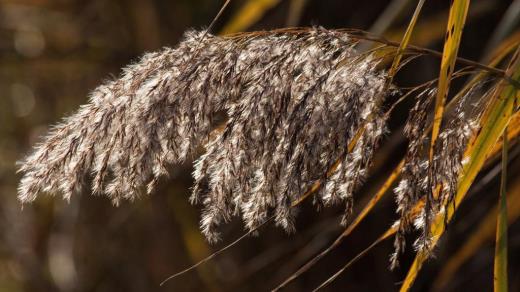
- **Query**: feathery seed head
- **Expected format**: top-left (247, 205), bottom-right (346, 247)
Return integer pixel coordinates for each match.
top-left (18, 27), bottom-right (387, 242)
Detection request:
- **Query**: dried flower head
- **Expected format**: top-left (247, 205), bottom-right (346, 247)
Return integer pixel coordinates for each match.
top-left (390, 83), bottom-right (486, 268)
top-left (18, 27), bottom-right (388, 242)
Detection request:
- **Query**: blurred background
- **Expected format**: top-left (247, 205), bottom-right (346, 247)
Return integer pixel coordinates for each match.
top-left (1, 0), bottom-right (520, 291)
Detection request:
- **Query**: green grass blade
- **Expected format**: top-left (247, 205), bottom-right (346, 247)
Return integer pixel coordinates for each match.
top-left (494, 131), bottom-right (509, 292)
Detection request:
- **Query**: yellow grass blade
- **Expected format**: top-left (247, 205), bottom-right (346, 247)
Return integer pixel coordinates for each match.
top-left (220, 0), bottom-right (281, 35)
top-left (400, 47), bottom-right (520, 292)
top-left (434, 157), bottom-right (520, 291)
top-left (428, 32), bottom-right (520, 141)
top-left (384, 2), bottom-right (492, 48)
top-left (494, 132), bottom-right (508, 292)
top-left (387, 0), bottom-right (426, 80)
top-left (430, 0), bottom-right (470, 163)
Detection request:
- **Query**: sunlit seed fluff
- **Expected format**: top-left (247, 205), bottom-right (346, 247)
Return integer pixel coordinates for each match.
top-left (18, 27), bottom-right (387, 242)
top-left (391, 83), bottom-right (486, 268)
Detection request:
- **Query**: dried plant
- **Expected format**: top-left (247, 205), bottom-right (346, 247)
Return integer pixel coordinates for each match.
top-left (391, 83), bottom-right (485, 268)
top-left (18, 27), bottom-right (388, 242)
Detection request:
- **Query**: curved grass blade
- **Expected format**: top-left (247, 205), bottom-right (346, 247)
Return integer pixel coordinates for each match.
top-left (220, 0), bottom-right (280, 35)
top-left (399, 46), bottom-right (520, 292)
top-left (494, 131), bottom-right (509, 292)
top-left (387, 0), bottom-right (426, 81)
top-left (429, 0), bottom-right (470, 179)
top-left (384, 1), bottom-right (492, 48)
top-left (434, 155), bottom-right (520, 290)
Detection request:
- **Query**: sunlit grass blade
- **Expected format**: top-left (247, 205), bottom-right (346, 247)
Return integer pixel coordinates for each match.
top-left (220, 0), bottom-right (281, 35)
top-left (434, 156), bottom-right (520, 291)
top-left (429, 0), bottom-right (470, 167)
top-left (312, 226), bottom-right (398, 292)
top-left (387, 0), bottom-right (426, 80)
top-left (384, 1), bottom-right (492, 47)
top-left (399, 46), bottom-right (520, 292)
top-left (494, 131), bottom-right (509, 292)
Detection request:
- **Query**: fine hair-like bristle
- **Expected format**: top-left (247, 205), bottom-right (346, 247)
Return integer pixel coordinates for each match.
top-left (390, 83), bottom-right (485, 268)
top-left (18, 27), bottom-right (388, 242)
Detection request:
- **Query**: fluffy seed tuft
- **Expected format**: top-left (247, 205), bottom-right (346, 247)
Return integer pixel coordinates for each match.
top-left (18, 28), bottom-right (388, 241)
